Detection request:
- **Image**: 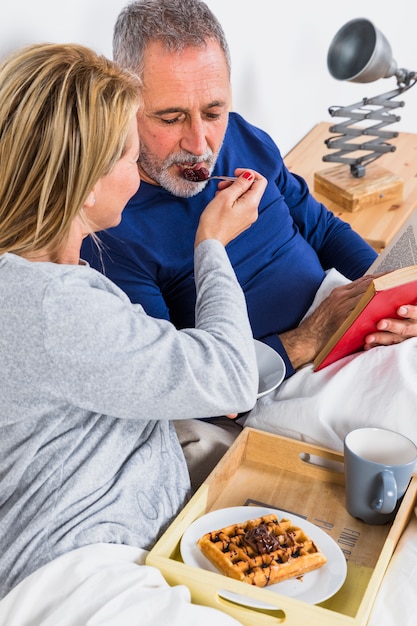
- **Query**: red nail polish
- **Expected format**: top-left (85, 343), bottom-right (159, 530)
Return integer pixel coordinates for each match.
top-left (242, 171), bottom-right (253, 180)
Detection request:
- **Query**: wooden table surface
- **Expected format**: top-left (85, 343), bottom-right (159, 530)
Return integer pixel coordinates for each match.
top-left (284, 121), bottom-right (417, 251)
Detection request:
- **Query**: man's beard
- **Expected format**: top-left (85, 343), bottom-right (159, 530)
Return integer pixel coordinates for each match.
top-left (138, 143), bottom-right (222, 198)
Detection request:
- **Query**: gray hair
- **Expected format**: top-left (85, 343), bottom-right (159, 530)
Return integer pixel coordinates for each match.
top-left (113, 0), bottom-right (231, 79)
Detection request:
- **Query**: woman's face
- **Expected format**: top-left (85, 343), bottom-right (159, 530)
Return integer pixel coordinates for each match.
top-left (86, 117), bottom-right (140, 232)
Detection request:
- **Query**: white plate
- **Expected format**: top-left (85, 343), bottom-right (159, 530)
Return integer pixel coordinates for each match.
top-left (180, 506), bottom-right (347, 609)
top-left (254, 340), bottom-right (286, 398)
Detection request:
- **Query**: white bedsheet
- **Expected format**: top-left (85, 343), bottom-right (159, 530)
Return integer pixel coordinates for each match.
top-left (0, 514), bottom-right (416, 626)
top-left (368, 512), bottom-right (417, 626)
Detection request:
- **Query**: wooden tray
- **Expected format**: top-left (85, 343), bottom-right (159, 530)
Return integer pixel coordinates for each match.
top-left (147, 428), bottom-right (417, 625)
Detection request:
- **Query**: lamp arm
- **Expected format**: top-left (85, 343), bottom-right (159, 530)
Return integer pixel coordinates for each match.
top-left (323, 73), bottom-right (417, 177)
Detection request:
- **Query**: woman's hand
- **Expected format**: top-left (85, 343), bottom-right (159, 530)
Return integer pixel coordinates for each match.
top-left (194, 168), bottom-right (267, 248)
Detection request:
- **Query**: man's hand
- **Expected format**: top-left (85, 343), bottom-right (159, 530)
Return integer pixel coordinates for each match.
top-left (281, 274), bottom-right (417, 369)
top-left (364, 304), bottom-right (417, 349)
top-left (280, 275), bottom-right (375, 369)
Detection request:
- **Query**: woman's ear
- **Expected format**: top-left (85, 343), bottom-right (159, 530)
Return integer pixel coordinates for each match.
top-left (84, 190), bottom-right (96, 209)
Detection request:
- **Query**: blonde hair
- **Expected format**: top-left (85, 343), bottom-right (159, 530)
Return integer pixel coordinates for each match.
top-left (0, 43), bottom-right (140, 257)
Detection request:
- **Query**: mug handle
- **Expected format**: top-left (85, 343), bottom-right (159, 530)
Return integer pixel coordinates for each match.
top-left (371, 469), bottom-right (397, 514)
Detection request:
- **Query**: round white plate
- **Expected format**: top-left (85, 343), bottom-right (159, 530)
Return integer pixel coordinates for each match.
top-left (254, 340), bottom-right (286, 398)
top-left (180, 505), bottom-right (347, 608)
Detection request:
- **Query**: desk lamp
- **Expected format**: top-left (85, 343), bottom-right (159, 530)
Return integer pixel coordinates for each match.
top-left (314, 18), bottom-right (416, 212)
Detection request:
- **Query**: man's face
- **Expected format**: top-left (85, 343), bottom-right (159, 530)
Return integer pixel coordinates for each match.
top-left (136, 39), bottom-right (232, 197)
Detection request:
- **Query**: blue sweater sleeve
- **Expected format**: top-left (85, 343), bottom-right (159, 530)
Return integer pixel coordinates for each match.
top-left (277, 168), bottom-right (377, 280)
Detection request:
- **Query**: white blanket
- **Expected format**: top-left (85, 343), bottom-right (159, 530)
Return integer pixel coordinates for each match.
top-left (0, 544), bottom-right (241, 626)
top-left (243, 269), bottom-right (417, 451)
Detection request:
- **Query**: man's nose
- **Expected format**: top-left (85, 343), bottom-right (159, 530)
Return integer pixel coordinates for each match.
top-left (179, 118), bottom-right (208, 155)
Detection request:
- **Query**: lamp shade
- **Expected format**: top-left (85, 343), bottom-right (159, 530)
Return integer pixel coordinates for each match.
top-left (327, 18), bottom-right (398, 83)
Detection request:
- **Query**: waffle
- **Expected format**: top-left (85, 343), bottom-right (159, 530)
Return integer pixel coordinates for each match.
top-left (197, 513), bottom-right (327, 587)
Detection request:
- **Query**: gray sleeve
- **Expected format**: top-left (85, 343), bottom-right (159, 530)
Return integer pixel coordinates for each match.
top-left (42, 239), bottom-right (258, 420)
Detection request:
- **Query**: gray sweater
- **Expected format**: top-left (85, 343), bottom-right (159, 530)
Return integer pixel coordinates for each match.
top-left (0, 240), bottom-right (257, 598)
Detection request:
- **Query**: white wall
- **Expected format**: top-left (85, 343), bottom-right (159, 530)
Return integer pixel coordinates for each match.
top-left (1, 0), bottom-right (416, 156)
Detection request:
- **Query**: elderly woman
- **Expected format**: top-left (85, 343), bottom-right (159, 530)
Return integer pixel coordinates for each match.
top-left (0, 41), bottom-right (266, 611)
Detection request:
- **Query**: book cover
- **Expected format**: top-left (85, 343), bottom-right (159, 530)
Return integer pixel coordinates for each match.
top-left (314, 266), bottom-right (417, 371)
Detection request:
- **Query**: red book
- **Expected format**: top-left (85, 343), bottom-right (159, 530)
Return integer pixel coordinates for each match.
top-left (314, 265), bottom-right (417, 370)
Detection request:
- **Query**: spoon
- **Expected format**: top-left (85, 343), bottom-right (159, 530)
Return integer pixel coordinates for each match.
top-left (203, 175), bottom-right (238, 182)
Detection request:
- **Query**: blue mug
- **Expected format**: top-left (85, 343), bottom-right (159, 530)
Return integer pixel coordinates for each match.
top-left (344, 427), bottom-right (417, 524)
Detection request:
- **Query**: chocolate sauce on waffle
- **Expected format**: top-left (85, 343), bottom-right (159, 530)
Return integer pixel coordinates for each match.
top-left (244, 524), bottom-right (280, 554)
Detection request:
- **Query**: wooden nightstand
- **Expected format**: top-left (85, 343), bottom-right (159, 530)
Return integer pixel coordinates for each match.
top-left (284, 122), bottom-right (417, 251)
